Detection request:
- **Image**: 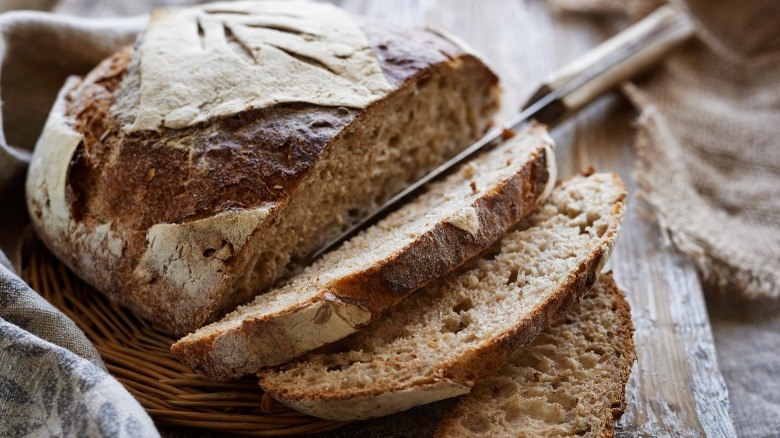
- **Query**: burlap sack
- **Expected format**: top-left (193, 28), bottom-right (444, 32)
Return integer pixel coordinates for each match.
top-left (551, 0), bottom-right (780, 299)
top-left (548, 1), bottom-right (780, 436)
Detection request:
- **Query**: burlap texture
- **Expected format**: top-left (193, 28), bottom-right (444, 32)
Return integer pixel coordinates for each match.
top-left (550, 1), bottom-right (780, 436)
top-left (551, 0), bottom-right (780, 298)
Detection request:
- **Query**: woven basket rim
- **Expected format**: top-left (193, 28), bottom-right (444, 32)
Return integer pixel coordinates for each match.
top-left (20, 236), bottom-right (347, 436)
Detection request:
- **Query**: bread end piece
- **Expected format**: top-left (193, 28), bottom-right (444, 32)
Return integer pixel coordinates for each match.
top-left (434, 273), bottom-right (636, 437)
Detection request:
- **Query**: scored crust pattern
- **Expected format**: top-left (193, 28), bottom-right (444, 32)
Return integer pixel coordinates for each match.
top-left (127, 1), bottom-right (394, 131)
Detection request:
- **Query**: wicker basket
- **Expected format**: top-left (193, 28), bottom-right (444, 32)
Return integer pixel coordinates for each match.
top-left (19, 236), bottom-right (347, 436)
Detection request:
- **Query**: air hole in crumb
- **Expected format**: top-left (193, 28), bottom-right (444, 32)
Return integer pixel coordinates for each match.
top-left (203, 248), bottom-right (216, 257)
top-left (579, 212), bottom-right (600, 235)
top-left (441, 316), bottom-right (470, 334)
top-left (453, 298), bottom-right (473, 313)
top-left (325, 362), bottom-right (345, 372)
top-left (389, 134), bottom-right (400, 148)
top-left (586, 211), bottom-right (601, 226)
top-left (491, 384), bottom-right (514, 398)
top-left (507, 268), bottom-right (519, 285)
top-left (586, 346), bottom-right (606, 356)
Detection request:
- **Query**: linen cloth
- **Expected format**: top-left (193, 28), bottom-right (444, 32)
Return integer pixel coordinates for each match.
top-left (0, 251), bottom-right (158, 437)
top-left (549, 0), bottom-right (780, 436)
top-left (0, 10), bottom-right (159, 438)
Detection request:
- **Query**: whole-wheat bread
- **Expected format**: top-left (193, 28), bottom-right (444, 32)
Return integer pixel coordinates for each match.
top-left (172, 125), bottom-right (556, 380)
top-left (434, 273), bottom-right (636, 438)
top-left (258, 172), bottom-right (627, 421)
top-left (25, 1), bottom-right (500, 335)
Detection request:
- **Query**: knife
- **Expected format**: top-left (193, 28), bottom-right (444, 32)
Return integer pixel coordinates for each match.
top-left (309, 4), bottom-right (694, 262)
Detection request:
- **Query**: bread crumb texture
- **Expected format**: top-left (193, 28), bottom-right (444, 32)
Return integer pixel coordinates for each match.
top-left (172, 126), bottom-right (555, 380)
top-left (258, 172), bottom-right (626, 421)
top-left (434, 273), bottom-right (636, 438)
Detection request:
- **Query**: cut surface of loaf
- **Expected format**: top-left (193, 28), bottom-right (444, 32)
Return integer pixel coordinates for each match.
top-left (25, 1), bottom-right (501, 335)
top-left (172, 125), bottom-right (556, 380)
top-left (434, 273), bottom-right (636, 438)
top-left (258, 172), bottom-right (626, 421)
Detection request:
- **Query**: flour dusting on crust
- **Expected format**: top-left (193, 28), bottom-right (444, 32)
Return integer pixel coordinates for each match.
top-left (126, 1), bottom-right (393, 132)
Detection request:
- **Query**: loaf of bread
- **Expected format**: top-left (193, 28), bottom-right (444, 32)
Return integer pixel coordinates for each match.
top-left (25, 1), bottom-right (500, 335)
top-left (258, 172), bottom-right (627, 421)
top-left (434, 273), bottom-right (636, 437)
top-left (172, 125), bottom-right (556, 380)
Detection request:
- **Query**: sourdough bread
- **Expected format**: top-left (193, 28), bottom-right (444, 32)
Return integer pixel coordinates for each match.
top-left (434, 273), bottom-right (636, 438)
top-left (258, 172), bottom-right (626, 420)
top-left (172, 125), bottom-right (556, 380)
top-left (25, 1), bottom-right (500, 335)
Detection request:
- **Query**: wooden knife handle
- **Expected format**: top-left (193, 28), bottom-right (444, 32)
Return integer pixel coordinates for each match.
top-left (524, 4), bottom-right (695, 125)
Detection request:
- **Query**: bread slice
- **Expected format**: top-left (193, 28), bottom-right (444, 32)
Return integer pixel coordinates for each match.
top-left (26, 2), bottom-right (501, 335)
top-left (434, 273), bottom-right (636, 437)
top-left (172, 125), bottom-right (556, 380)
top-left (258, 172), bottom-right (626, 420)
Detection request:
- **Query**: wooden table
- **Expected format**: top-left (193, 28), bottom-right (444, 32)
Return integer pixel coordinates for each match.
top-left (43, 0), bottom-right (738, 436)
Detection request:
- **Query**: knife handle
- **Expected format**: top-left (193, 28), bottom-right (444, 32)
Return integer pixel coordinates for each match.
top-left (523, 4), bottom-right (695, 125)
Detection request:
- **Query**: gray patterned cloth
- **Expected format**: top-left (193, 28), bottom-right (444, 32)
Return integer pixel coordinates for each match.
top-left (0, 251), bottom-right (158, 437)
top-left (0, 10), bottom-right (159, 438)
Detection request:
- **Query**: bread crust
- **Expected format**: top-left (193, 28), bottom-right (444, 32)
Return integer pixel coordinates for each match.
top-left (258, 174), bottom-right (627, 421)
top-left (26, 12), bottom-right (500, 335)
top-left (171, 127), bottom-right (555, 380)
top-left (604, 273), bottom-right (636, 437)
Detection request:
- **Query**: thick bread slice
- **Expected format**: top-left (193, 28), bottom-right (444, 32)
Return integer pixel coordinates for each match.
top-left (434, 273), bottom-right (636, 438)
top-left (172, 125), bottom-right (556, 380)
top-left (258, 172), bottom-right (626, 421)
top-left (26, 2), bottom-right (501, 335)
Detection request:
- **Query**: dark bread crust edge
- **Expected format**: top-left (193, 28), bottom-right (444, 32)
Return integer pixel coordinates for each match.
top-left (604, 272), bottom-right (636, 438)
top-left (257, 173), bottom-right (627, 419)
top-left (432, 272), bottom-right (637, 438)
top-left (171, 127), bottom-right (553, 380)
